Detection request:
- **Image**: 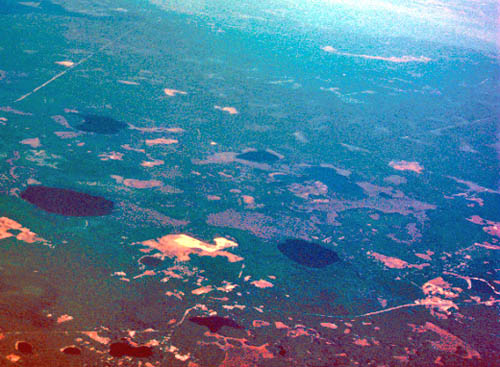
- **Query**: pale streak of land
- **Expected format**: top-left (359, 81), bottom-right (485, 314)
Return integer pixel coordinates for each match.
top-left (14, 28), bottom-right (135, 103)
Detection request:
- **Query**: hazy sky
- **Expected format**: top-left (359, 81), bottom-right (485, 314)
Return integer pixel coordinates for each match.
top-left (151, 0), bottom-right (498, 51)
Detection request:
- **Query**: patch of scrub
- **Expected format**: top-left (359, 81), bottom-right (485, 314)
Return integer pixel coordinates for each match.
top-left (145, 138), bottom-right (178, 146)
top-left (163, 88), bottom-right (187, 97)
top-left (389, 160), bottom-right (423, 174)
top-left (20, 137), bottom-right (41, 148)
top-left (111, 175), bottom-right (163, 189)
top-left (55, 60), bottom-right (74, 67)
top-left (214, 105), bottom-right (238, 115)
